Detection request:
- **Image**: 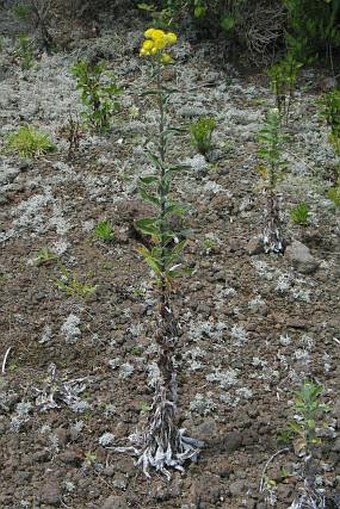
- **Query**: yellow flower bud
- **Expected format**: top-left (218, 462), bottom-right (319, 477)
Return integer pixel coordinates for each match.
top-left (165, 32), bottom-right (177, 46)
top-left (142, 40), bottom-right (154, 52)
top-left (144, 28), bottom-right (155, 38)
top-left (160, 53), bottom-right (173, 65)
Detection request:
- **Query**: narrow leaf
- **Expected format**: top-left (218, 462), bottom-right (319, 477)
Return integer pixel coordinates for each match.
top-left (140, 188), bottom-right (160, 206)
top-left (139, 175), bottom-right (160, 185)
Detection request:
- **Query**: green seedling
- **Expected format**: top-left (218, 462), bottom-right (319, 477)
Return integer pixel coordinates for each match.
top-left (190, 117), bottom-right (216, 155)
top-left (84, 451), bottom-right (97, 466)
top-left (257, 109), bottom-right (287, 253)
top-left (54, 265), bottom-right (98, 299)
top-left (12, 4), bottom-right (32, 22)
top-left (14, 33), bottom-right (34, 69)
top-left (268, 54), bottom-right (303, 121)
top-left (71, 60), bottom-right (122, 133)
top-left (138, 401), bottom-right (151, 415)
top-left (5, 126), bottom-right (56, 158)
top-left (290, 202), bottom-right (310, 226)
top-left (95, 220), bottom-right (115, 242)
top-left (289, 380), bottom-right (330, 458)
top-left (130, 346), bottom-right (143, 356)
top-left (319, 89), bottom-right (340, 156)
top-left (328, 178), bottom-right (340, 207)
top-left (35, 248), bottom-right (58, 266)
top-left (202, 238), bottom-right (217, 255)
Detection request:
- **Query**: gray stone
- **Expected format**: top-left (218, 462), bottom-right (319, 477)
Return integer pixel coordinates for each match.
top-left (229, 480), bottom-right (245, 497)
top-left (285, 241), bottom-right (319, 274)
top-left (332, 437), bottom-right (340, 452)
top-left (222, 431), bottom-right (242, 453)
top-left (247, 236), bottom-right (263, 255)
top-left (102, 495), bottom-right (128, 509)
top-left (193, 418), bottom-right (218, 441)
top-left (39, 482), bottom-right (61, 506)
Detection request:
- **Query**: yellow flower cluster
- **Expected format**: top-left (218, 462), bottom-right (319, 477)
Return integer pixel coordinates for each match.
top-left (140, 28), bottom-right (177, 63)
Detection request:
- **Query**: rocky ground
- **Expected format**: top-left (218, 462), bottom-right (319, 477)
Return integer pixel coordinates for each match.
top-left (0, 4), bottom-right (339, 509)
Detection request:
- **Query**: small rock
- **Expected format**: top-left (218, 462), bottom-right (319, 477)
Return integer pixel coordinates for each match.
top-left (102, 495), bottom-right (128, 509)
top-left (229, 480), bottom-right (245, 497)
top-left (32, 450), bottom-right (51, 463)
top-left (104, 465), bottom-right (115, 477)
top-left (39, 482), bottom-right (61, 506)
top-left (55, 427), bottom-right (69, 447)
top-left (247, 236), bottom-right (264, 255)
top-left (206, 148), bottom-right (224, 163)
top-left (285, 241), bottom-right (319, 274)
top-left (190, 473), bottom-right (222, 505)
top-left (0, 194), bottom-right (8, 205)
top-left (58, 448), bottom-right (82, 466)
top-left (222, 431), bottom-right (242, 453)
top-left (332, 437), bottom-right (340, 452)
top-left (193, 418), bottom-right (218, 442)
top-left (113, 477), bottom-right (128, 490)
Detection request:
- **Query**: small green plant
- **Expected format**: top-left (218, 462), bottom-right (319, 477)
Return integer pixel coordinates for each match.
top-left (319, 89), bottom-right (340, 156)
top-left (130, 346), bottom-right (143, 356)
top-left (14, 33), bottom-right (34, 69)
top-left (54, 265), bottom-right (98, 299)
top-left (257, 109), bottom-right (287, 253)
top-left (5, 126), bottom-right (56, 158)
top-left (289, 380), bottom-right (330, 458)
top-left (35, 248), bottom-right (58, 266)
top-left (71, 60), bottom-right (122, 133)
top-left (190, 117), bottom-right (216, 155)
top-left (58, 112), bottom-right (83, 157)
top-left (83, 451), bottom-right (97, 466)
top-left (268, 54), bottom-right (303, 120)
top-left (327, 177), bottom-right (340, 207)
top-left (12, 4), bottom-right (32, 22)
top-left (290, 202), bottom-right (310, 226)
top-left (138, 400), bottom-right (151, 415)
top-left (95, 220), bottom-right (115, 242)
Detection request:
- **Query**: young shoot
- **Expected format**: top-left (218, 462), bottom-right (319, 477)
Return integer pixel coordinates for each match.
top-left (71, 60), bottom-right (122, 133)
top-left (257, 108), bottom-right (287, 254)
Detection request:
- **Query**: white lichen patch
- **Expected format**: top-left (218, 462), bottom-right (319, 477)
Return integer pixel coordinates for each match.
top-left (119, 362), bottom-right (134, 379)
top-left (147, 362), bottom-right (160, 388)
top-left (61, 314), bottom-right (81, 343)
top-left (206, 367), bottom-right (238, 388)
top-left (279, 334), bottom-right (292, 346)
top-left (183, 347), bottom-right (206, 372)
top-left (189, 393), bottom-right (216, 416)
top-left (188, 319), bottom-right (227, 342)
top-left (39, 325), bottom-right (53, 344)
top-left (230, 324), bottom-right (248, 346)
top-left (99, 432), bottom-right (115, 447)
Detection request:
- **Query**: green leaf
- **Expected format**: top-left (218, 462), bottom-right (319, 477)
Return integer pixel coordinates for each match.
top-left (164, 203), bottom-right (186, 216)
top-left (289, 422), bottom-right (303, 435)
top-left (220, 15), bottom-right (236, 33)
top-left (139, 188), bottom-right (160, 206)
top-left (139, 175), bottom-right (160, 185)
top-left (172, 239), bottom-right (187, 254)
top-left (147, 151), bottom-right (164, 170)
top-left (137, 3), bottom-right (155, 12)
top-left (194, 5), bottom-right (206, 18)
top-left (135, 217), bottom-right (160, 236)
top-left (138, 246), bottom-right (162, 275)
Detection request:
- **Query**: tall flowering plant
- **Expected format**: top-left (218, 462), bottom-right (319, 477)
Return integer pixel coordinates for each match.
top-left (129, 28), bottom-right (203, 479)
